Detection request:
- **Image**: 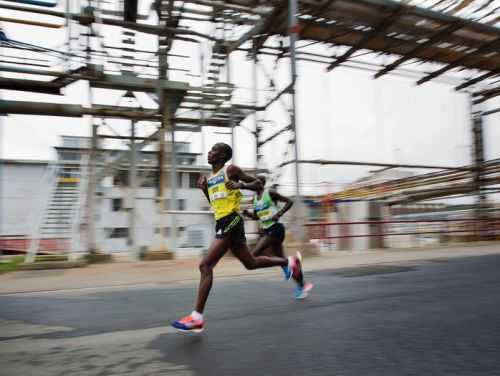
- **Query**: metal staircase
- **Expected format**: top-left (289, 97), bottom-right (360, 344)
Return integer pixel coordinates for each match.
top-left (26, 158), bottom-right (88, 262)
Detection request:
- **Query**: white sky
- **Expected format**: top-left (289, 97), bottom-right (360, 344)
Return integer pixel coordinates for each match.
top-left (1, 0), bottom-right (500, 198)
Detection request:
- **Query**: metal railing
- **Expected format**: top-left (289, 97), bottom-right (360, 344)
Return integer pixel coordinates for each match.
top-left (304, 217), bottom-right (500, 246)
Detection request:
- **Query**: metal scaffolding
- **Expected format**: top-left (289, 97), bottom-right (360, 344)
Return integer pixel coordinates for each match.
top-left (1, 0), bottom-right (500, 258)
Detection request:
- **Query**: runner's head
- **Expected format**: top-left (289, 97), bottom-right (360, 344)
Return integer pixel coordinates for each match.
top-left (208, 143), bottom-right (232, 165)
top-left (257, 175), bottom-right (266, 187)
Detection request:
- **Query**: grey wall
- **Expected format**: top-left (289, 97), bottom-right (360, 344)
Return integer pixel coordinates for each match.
top-left (0, 162), bottom-right (49, 236)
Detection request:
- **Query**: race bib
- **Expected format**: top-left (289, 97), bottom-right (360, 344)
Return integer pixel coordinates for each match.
top-left (208, 174), bottom-right (228, 201)
top-left (258, 209), bottom-right (272, 221)
top-left (210, 191), bottom-right (227, 201)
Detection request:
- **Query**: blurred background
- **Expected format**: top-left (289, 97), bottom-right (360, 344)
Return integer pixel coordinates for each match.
top-left (1, 0), bottom-right (500, 263)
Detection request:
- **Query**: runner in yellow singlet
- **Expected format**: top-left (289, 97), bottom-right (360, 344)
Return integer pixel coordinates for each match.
top-left (172, 143), bottom-right (304, 333)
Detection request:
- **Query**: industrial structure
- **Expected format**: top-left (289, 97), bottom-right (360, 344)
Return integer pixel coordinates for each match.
top-left (1, 136), bottom-right (218, 257)
top-left (1, 0), bottom-right (499, 260)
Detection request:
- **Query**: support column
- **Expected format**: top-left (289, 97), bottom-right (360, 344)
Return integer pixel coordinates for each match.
top-left (87, 122), bottom-right (99, 254)
top-left (128, 120), bottom-right (138, 259)
top-left (145, 3), bottom-right (174, 259)
top-left (227, 52), bottom-right (235, 163)
top-left (153, 110), bottom-right (167, 251)
top-left (471, 97), bottom-right (487, 240)
top-left (147, 96), bottom-right (174, 259)
top-left (169, 120), bottom-right (178, 252)
top-left (288, 0), bottom-right (305, 242)
top-left (253, 46), bottom-right (261, 169)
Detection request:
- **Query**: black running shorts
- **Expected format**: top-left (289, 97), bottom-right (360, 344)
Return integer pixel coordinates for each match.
top-left (215, 212), bottom-right (246, 245)
top-left (263, 223), bottom-right (286, 243)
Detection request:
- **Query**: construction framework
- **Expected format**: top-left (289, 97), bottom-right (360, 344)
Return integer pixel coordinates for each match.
top-left (1, 0), bottom-right (499, 257)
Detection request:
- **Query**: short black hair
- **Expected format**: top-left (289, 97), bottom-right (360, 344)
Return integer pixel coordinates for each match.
top-left (215, 142), bottom-right (232, 163)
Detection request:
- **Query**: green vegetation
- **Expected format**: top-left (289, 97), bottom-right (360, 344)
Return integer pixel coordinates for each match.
top-left (0, 255), bottom-right (25, 274)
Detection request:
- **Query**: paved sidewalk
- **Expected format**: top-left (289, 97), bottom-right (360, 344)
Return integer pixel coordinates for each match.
top-left (1, 242), bottom-right (500, 294)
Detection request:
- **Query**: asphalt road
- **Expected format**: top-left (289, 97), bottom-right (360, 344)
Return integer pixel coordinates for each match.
top-left (1, 254), bottom-right (500, 375)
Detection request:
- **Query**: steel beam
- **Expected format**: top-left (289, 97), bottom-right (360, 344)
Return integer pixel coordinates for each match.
top-left (0, 16), bottom-right (63, 28)
top-left (87, 123), bottom-right (99, 253)
top-left (355, 0), bottom-right (500, 36)
top-left (0, 77), bottom-right (62, 95)
top-left (375, 21), bottom-right (465, 79)
top-left (183, 0), bottom-right (270, 15)
top-left (262, 83), bottom-right (293, 111)
top-left (473, 86), bottom-right (500, 104)
top-left (0, 2), bottom-right (217, 41)
top-left (0, 100), bottom-right (161, 120)
top-left (299, 0), bottom-right (339, 36)
top-left (249, 0), bottom-right (288, 53)
top-left (90, 73), bottom-right (189, 93)
top-left (483, 107), bottom-right (500, 117)
top-left (455, 71), bottom-right (499, 91)
top-left (0, 68), bottom-right (190, 96)
top-left (0, 99), bottom-right (240, 127)
top-left (257, 124), bottom-right (292, 147)
top-left (288, 0), bottom-right (305, 242)
top-left (327, 6), bottom-right (404, 72)
top-left (279, 159), bottom-right (474, 171)
top-left (470, 97), bottom-right (488, 240)
top-left (417, 37), bottom-right (500, 85)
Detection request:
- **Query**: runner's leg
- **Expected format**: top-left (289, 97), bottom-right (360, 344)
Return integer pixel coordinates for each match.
top-left (232, 242), bottom-right (287, 270)
top-left (194, 237), bottom-right (231, 313)
top-left (251, 235), bottom-right (275, 257)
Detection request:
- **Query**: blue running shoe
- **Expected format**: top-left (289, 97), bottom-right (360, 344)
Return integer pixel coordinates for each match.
top-left (172, 314), bottom-right (204, 333)
top-left (281, 265), bottom-right (291, 280)
top-left (294, 282), bottom-right (314, 300)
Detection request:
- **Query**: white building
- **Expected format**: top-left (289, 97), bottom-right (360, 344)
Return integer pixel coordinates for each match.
top-left (0, 136), bottom-right (232, 256)
top-left (1, 159), bottom-right (50, 237)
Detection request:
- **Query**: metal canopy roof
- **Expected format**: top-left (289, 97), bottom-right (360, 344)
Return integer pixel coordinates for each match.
top-left (231, 0), bottom-right (500, 100)
top-left (1, 0), bottom-right (499, 106)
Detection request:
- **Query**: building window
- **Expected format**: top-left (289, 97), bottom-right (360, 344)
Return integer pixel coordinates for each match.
top-left (62, 137), bottom-right (85, 148)
top-left (162, 199), bottom-right (186, 210)
top-left (163, 199), bottom-right (171, 210)
top-left (110, 228), bottom-right (128, 238)
top-left (189, 173), bottom-right (201, 188)
top-left (159, 227), bottom-right (185, 236)
top-left (155, 228), bottom-right (171, 236)
top-left (140, 171), bottom-right (156, 188)
top-left (59, 152), bottom-right (81, 161)
top-left (188, 230), bottom-right (204, 248)
top-left (140, 153), bottom-right (153, 163)
top-left (112, 198), bottom-right (123, 211)
top-left (177, 172), bottom-right (184, 188)
top-left (178, 199), bottom-right (185, 211)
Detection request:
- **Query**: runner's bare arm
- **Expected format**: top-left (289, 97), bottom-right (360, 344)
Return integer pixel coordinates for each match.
top-left (225, 165), bottom-right (263, 191)
top-left (198, 175), bottom-right (210, 202)
top-left (269, 190), bottom-right (293, 222)
top-left (242, 208), bottom-right (259, 220)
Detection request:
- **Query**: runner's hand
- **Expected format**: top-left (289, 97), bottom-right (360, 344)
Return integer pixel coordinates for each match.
top-left (271, 213), bottom-right (281, 222)
top-left (198, 176), bottom-right (208, 191)
top-left (225, 180), bottom-right (242, 190)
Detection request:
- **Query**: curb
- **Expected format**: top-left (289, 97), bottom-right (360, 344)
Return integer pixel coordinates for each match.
top-left (17, 260), bottom-right (88, 271)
